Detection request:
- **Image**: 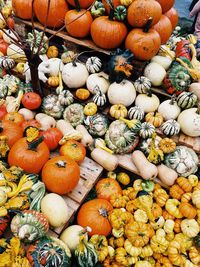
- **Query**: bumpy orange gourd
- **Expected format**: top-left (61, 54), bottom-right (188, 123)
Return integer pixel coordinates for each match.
top-left (96, 178), bottom-right (122, 201)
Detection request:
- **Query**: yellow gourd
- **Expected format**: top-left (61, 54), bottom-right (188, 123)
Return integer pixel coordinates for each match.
top-left (140, 245), bottom-right (153, 258)
top-left (181, 192), bottom-right (192, 203)
top-left (109, 104), bottom-right (128, 119)
top-left (125, 221), bottom-right (150, 247)
top-left (150, 233), bottom-right (169, 254)
top-left (163, 219), bottom-right (175, 234)
top-left (75, 89), bottom-right (90, 100)
top-left (168, 240), bottom-right (186, 266)
top-left (133, 179), bottom-right (143, 192)
top-left (120, 0), bottom-right (133, 7)
top-left (169, 184), bottom-right (184, 200)
top-left (115, 247), bottom-right (137, 266)
top-left (154, 189), bottom-right (169, 207)
top-left (47, 45), bottom-right (59, 58)
top-left (192, 190), bottom-right (200, 208)
top-left (135, 260), bottom-right (152, 267)
top-left (89, 235), bottom-right (108, 262)
top-left (180, 219), bottom-right (200, 238)
top-left (158, 138), bottom-right (176, 154)
top-left (189, 246), bottom-right (200, 265)
top-left (188, 175), bottom-right (199, 187)
top-left (176, 177), bottom-right (193, 193)
top-left (124, 239), bottom-right (142, 257)
top-left (150, 216), bottom-right (165, 230)
top-left (110, 194), bottom-right (129, 208)
top-left (48, 76), bottom-right (59, 87)
top-left (165, 199), bottom-right (183, 219)
top-left (134, 209), bottom-right (148, 223)
top-left (116, 172), bottom-right (130, 186)
top-left (145, 112), bottom-right (163, 127)
top-left (84, 102), bottom-right (97, 116)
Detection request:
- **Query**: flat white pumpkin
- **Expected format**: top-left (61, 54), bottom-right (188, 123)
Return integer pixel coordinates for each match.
top-left (151, 55), bottom-right (172, 70)
top-left (107, 80), bottom-right (136, 107)
top-left (177, 108), bottom-right (200, 137)
top-left (158, 99), bottom-right (181, 120)
top-left (135, 93), bottom-right (160, 113)
top-left (144, 62), bottom-right (166, 86)
top-left (86, 72), bottom-right (110, 94)
top-left (62, 62), bottom-right (89, 89)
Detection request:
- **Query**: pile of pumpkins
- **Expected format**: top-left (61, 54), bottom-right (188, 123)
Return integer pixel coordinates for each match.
top-left (12, 0), bottom-right (179, 60)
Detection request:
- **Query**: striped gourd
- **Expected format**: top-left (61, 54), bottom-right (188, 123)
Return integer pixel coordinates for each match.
top-left (134, 76), bottom-right (151, 94)
top-left (128, 106), bottom-right (145, 121)
top-left (139, 122), bottom-right (155, 139)
top-left (177, 92), bottom-right (197, 109)
top-left (161, 119), bottom-right (180, 136)
top-left (93, 91), bottom-right (107, 106)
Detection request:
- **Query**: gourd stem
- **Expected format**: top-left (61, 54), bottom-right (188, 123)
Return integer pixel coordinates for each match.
top-left (74, 0), bottom-right (81, 12)
top-left (147, 89), bottom-right (152, 97)
top-left (109, 8), bottom-right (115, 21)
top-left (143, 17), bottom-right (153, 33)
top-left (72, 59), bottom-right (77, 67)
top-left (56, 160), bottom-right (66, 168)
top-left (28, 136), bottom-right (44, 151)
top-left (170, 94), bottom-right (176, 105)
top-left (196, 104), bottom-right (200, 114)
top-left (99, 208), bottom-right (108, 217)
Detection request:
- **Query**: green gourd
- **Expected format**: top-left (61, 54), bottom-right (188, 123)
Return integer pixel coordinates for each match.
top-left (134, 76), bottom-right (151, 94)
top-left (63, 103), bottom-right (85, 127)
top-left (91, 1), bottom-right (105, 18)
top-left (84, 113), bottom-right (109, 137)
top-left (161, 119), bottom-right (180, 136)
top-left (114, 5), bottom-right (127, 21)
top-left (128, 106), bottom-right (145, 121)
top-left (177, 91), bottom-right (197, 109)
top-left (139, 122), bottom-right (155, 139)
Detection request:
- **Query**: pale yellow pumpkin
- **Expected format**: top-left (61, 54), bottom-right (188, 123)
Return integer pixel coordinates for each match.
top-left (109, 104), bottom-right (128, 119)
top-left (180, 219), bottom-right (199, 238)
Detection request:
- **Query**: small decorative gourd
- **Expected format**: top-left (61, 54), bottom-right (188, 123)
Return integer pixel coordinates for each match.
top-left (164, 146), bottom-right (199, 177)
top-left (114, 6), bottom-right (127, 21)
top-left (86, 56), bottom-right (102, 73)
top-left (128, 106), bottom-right (145, 121)
top-left (134, 76), bottom-right (151, 94)
top-left (91, 1), bottom-right (105, 18)
top-left (145, 112), bottom-right (163, 128)
top-left (84, 113), bottom-right (109, 136)
top-left (181, 219), bottom-right (200, 238)
top-left (76, 89), bottom-right (90, 100)
top-left (120, 117), bottom-right (142, 133)
top-left (42, 94), bottom-right (64, 119)
top-left (109, 104), bottom-right (128, 119)
top-left (140, 135), bottom-right (162, 155)
top-left (159, 138), bottom-right (176, 154)
top-left (27, 236), bottom-right (71, 267)
top-left (158, 97), bottom-right (181, 121)
top-left (48, 76), bottom-right (59, 87)
top-left (47, 45), bottom-right (59, 58)
top-left (93, 90), bottom-right (107, 106)
top-left (58, 90), bottom-right (74, 106)
top-left (160, 119), bottom-right (180, 136)
top-left (63, 104), bottom-right (85, 127)
top-left (139, 122), bottom-right (156, 139)
top-left (0, 56), bottom-right (15, 69)
top-left (11, 210), bottom-right (49, 243)
top-left (75, 236), bottom-right (98, 267)
top-left (177, 91), bottom-right (197, 109)
top-left (83, 102), bottom-right (98, 116)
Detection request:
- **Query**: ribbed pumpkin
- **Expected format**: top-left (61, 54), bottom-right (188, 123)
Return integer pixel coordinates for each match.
top-left (67, 0), bottom-right (94, 9)
top-left (156, 0), bottom-right (174, 13)
top-left (91, 13), bottom-right (127, 49)
top-left (152, 15), bottom-right (172, 45)
top-left (179, 203), bottom-right (197, 219)
top-left (125, 19), bottom-right (161, 61)
top-left (127, 0), bottom-right (162, 28)
top-left (12, 0), bottom-right (33, 19)
top-left (34, 0), bottom-right (69, 28)
top-left (0, 120), bottom-right (23, 147)
top-left (65, 0), bottom-right (93, 38)
top-left (165, 7), bottom-right (179, 30)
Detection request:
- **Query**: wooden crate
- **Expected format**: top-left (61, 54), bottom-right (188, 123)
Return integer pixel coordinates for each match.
top-left (49, 154), bottom-right (103, 236)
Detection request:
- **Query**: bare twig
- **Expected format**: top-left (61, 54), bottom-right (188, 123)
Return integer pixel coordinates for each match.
top-left (31, 0), bottom-right (37, 56)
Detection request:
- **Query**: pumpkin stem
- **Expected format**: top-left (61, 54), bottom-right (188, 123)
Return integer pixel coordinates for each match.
top-left (56, 160), bottom-right (67, 168)
top-left (109, 8), bottom-right (115, 21)
top-left (99, 208), bottom-right (108, 217)
top-left (28, 136), bottom-right (44, 151)
top-left (74, 0), bottom-right (81, 12)
top-left (72, 59), bottom-right (77, 67)
top-left (170, 94), bottom-right (176, 105)
top-left (143, 17), bottom-right (153, 33)
top-left (146, 89), bottom-right (152, 97)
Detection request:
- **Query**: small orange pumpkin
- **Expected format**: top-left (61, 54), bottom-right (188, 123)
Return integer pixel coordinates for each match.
top-left (176, 177), bottom-right (193, 193)
top-left (169, 184), bottom-right (184, 200)
top-left (174, 219), bottom-right (182, 233)
top-left (0, 120), bottom-right (23, 147)
top-left (96, 178), bottom-right (122, 201)
top-left (3, 112), bottom-right (24, 126)
top-left (59, 140), bottom-right (86, 164)
top-left (162, 210), bottom-right (175, 220)
top-left (151, 203), bottom-right (163, 219)
top-left (179, 203), bottom-right (197, 219)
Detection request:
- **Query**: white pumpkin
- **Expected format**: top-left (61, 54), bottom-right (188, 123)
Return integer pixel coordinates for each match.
top-left (60, 225), bottom-right (89, 252)
top-left (135, 93), bottom-right (160, 113)
top-left (41, 193), bottom-right (69, 228)
top-left (7, 44), bottom-right (27, 63)
top-left (3, 29), bottom-right (18, 44)
top-left (151, 55), bottom-right (172, 70)
top-left (62, 62), bottom-right (89, 89)
top-left (107, 80), bottom-right (136, 107)
top-left (189, 83), bottom-right (200, 101)
top-left (158, 99), bottom-right (181, 120)
top-left (177, 108), bottom-right (200, 137)
top-left (86, 72), bottom-right (110, 94)
top-left (144, 62), bottom-right (166, 86)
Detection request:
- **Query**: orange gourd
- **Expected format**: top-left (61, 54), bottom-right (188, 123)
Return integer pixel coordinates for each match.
top-left (3, 112), bottom-right (24, 126)
top-left (96, 178), bottom-right (122, 201)
top-left (34, 0), bottom-right (69, 28)
top-left (165, 7), bottom-right (179, 30)
top-left (12, 0), bottom-right (33, 19)
top-left (102, 0), bottom-right (121, 13)
top-left (156, 0), bottom-right (174, 13)
top-left (179, 203), bottom-right (197, 219)
top-left (169, 184), bottom-right (184, 200)
top-left (162, 210), bottom-right (175, 220)
top-left (0, 120), bottom-right (23, 147)
top-left (77, 199), bottom-right (113, 236)
top-left (151, 203), bottom-right (163, 219)
top-left (65, 0), bottom-right (93, 38)
top-left (91, 11), bottom-right (127, 49)
top-left (174, 219), bottom-right (181, 233)
top-left (125, 18), bottom-right (161, 61)
top-left (127, 0), bottom-right (162, 28)
top-left (176, 177), bottom-right (193, 193)
top-left (59, 140), bottom-right (86, 163)
top-left (42, 156), bottom-right (80, 194)
top-left (152, 15), bottom-right (172, 44)
top-left (8, 137), bottom-right (50, 174)
top-left (67, 0), bottom-right (94, 9)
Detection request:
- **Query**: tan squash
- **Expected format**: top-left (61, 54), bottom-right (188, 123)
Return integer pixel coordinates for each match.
top-left (157, 164), bottom-right (177, 186)
top-left (91, 148), bottom-right (118, 171)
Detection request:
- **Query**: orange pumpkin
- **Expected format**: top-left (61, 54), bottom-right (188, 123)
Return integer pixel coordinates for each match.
top-left (152, 15), bottom-right (172, 44)
top-left (169, 184), bottom-right (184, 200)
top-left (156, 0), bottom-right (174, 13)
top-left (0, 120), bottom-right (23, 147)
top-left (60, 140), bottom-right (86, 163)
top-left (3, 112), bottom-right (24, 126)
top-left (91, 15), bottom-right (127, 49)
top-left (179, 203), bottom-right (197, 219)
top-left (77, 199), bottom-right (113, 236)
top-left (102, 0), bottom-right (121, 13)
top-left (65, 8), bottom-right (93, 38)
top-left (127, 0), bottom-right (162, 28)
top-left (12, 0), bottom-right (33, 19)
top-left (96, 178), bottom-right (122, 201)
top-left (162, 210), bottom-right (175, 220)
top-left (34, 0), bottom-right (69, 28)
top-left (21, 119), bottom-right (41, 132)
top-left (67, 0), bottom-right (94, 9)
top-left (125, 19), bottom-right (161, 60)
top-left (40, 128), bottom-right (63, 151)
top-left (8, 137), bottom-right (50, 174)
top-left (151, 203), bottom-right (163, 219)
top-left (165, 7), bottom-right (179, 30)
top-left (42, 156), bottom-right (80, 195)
top-left (174, 219), bottom-right (181, 233)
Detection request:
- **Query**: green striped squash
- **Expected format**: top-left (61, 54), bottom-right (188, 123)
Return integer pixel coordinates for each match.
top-left (177, 92), bottom-right (197, 109)
top-left (161, 119), bottom-right (180, 136)
top-left (128, 106), bottom-right (145, 121)
top-left (134, 76), bottom-right (151, 94)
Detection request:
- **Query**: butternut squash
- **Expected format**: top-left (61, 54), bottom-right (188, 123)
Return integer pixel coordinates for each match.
top-left (91, 148), bottom-right (118, 171)
top-left (157, 164), bottom-right (178, 186)
top-left (131, 150), bottom-right (158, 180)
top-left (76, 125), bottom-right (93, 147)
top-left (117, 154), bottom-right (140, 175)
top-left (56, 120), bottom-right (82, 145)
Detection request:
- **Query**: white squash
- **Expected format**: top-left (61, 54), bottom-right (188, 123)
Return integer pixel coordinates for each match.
top-left (62, 62), bottom-right (89, 89)
top-left (3, 29), bottom-right (18, 44)
top-left (86, 72), bottom-right (110, 94)
top-left (46, 58), bottom-right (64, 77)
top-left (41, 193), bottom-right (69, 228)
top-left (151, 55), bottom-right (172, 70)
top-left (35, 113), bottom-right (56, 130)
top-left (189, 83), bottom-right (200, 101)
top-left (60, 225), bottom-right (89, 252)
top-left (144, 62), bottom-right (166, 86)
top-left (177, 108), bottom-right (200, 137)
top-left (107, 80), bottom-right (136, 107)
top-left (135, 93), bottom-right (160, 113)
top-left (7, 44), bottom-right (27, 63)
top-left (18, 108), bottom-right (35, 120)
top-left (158, 99), bottom-right (181, 120)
